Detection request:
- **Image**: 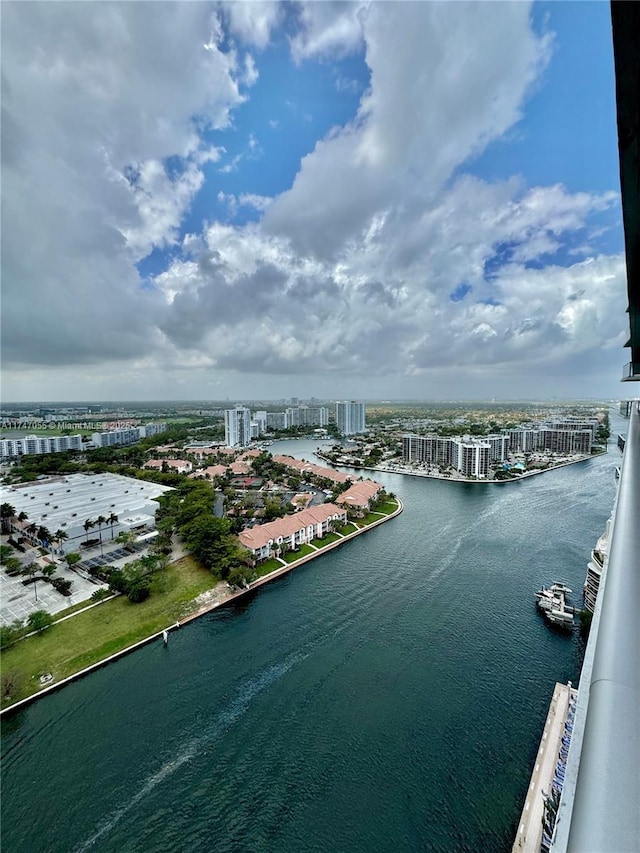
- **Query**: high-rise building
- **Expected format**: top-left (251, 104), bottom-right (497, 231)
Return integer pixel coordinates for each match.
top-left (266, 412), bottom-right (287, 430)
top-left (224, 406), bottom-right (252, 447)
top-left (335, 401), bottom-right (366, 435)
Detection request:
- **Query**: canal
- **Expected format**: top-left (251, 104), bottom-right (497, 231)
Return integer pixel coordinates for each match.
top-left (0, 427), bottom-right (621, 852)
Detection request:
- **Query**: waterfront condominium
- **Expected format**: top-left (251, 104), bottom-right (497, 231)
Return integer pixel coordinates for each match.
top-left (335, 401), bottom-right (366, 436)
top-left (224, 406), bottom-right (252, 447)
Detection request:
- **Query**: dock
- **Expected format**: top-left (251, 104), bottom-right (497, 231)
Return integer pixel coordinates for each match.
top-left (512, 682), bottom-right (577, 853)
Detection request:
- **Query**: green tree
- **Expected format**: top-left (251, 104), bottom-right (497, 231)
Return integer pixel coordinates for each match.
top-left (107, 512), bottom-right (119, 539)
top-left (115, 530), bottom-right (134, 546)
top-left (95, 515), bottom-right (107, 557)
top-left (0, 624), bottom-right (20, 649)
top-left (27, 610), bottom-right (54, 633)
top-left (23, 562), bottom-right (40, 600)
top-left (65, 552), bottom-right (81, 568)
top-left (83, 518), bottom-right (94, 545)
top-left (0, 502), bottom-right (16, 533)
top-left (54, 529), bottom-right (68, 553)
top-left (52, 577), bottom-right (73, 595)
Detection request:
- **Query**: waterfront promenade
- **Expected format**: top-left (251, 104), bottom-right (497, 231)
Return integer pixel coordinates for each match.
top-left (512, 682), bottom-right (577, 853)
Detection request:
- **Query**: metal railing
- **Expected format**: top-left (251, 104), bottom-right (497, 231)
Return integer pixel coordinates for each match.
top-left (552, 400), bottom-right (640, 851)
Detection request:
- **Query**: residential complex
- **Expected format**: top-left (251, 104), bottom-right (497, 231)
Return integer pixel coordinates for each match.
top-left (403, 422), bottom-right (596, 478)
top-left (402, 434), bottom-right (496, 478)
top-left (0, 422), bottom-right (167, 458)
top-left (0, 434), bottom-right (84, 457)
top-left (335, 401), bottom-right (366, 435)
top-left (238, 504), bottom-right (348, 561)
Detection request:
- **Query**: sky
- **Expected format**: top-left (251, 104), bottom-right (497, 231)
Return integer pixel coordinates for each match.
top-left (1, 1), bottom-right (629, 402)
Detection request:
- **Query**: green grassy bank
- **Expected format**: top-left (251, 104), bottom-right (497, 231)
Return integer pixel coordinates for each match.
top-left (0, 557), bottom-right (218, 710)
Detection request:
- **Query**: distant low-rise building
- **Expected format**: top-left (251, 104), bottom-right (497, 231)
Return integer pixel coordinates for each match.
top-left (0, 434), bottom-right (84, 458)
top-left (335, 480), bottom-right (382, 513)
top-left (144, 459), bottom-right (192, 474)
top-left (1, 473), bottom-right (173, 553)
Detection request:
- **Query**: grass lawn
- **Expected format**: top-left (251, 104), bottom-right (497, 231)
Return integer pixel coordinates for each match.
top-left (337, 522), bottom-right (357, 535)
top-left (361, 512), bottom-right (386, 526)
top-left (52, 598), bottom-right (105, 622)
top-left (254, 557), bottom-right (283, 578)
top-left (283, 543), bottom-right (315, 563)
top-left (311, 532), bottom-right (342, 547)
top-left (0, 556), bottom-right (218, 709)
top-left (375, 500), bottom-right (399, 515)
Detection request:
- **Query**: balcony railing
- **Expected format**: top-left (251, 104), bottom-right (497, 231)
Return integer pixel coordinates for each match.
top-left (551, 400), bottom-right (640, 851)
top-left (621, 362), bottom-right (640, 381)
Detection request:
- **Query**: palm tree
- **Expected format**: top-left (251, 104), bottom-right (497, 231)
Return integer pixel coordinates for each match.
top-left (54, 529), bottom-right (68, 555)
top-left (83, 518), bottom-right (94, 545)
top-left (23, 562), bottom-right (39, 601)
top-left (95, 515), bottom-right (106, 557)
top-left (26, 522), bottom-right (38, 544)
top-left (108, 512), bottom-right (118, 540)
top-left (0, 503), bottom-right (16, 533)
top-left (37, 526), bottom-right (52, 548)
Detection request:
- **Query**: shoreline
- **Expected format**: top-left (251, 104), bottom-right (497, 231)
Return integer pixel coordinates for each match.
top-left (0, 498), bottom-right (403, 716)
top-left (316, 452), bottom-right (602, 484)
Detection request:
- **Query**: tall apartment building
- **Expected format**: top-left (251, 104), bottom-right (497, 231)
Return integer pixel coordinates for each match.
top-left (253, 411), bottom-right (267, 435)
top-left (502, 426), bottom-right (593, 454)
top-left (546, 418), bottom-right (598, 442)
top-left (486, 434), bottom-right (509, 463)
top-left (335, 401), bottom-right (366, 435)
top-left (538, 428), bottom-right (592, 454)
top-left (402, 434), bottom-right (490, 477)
top-left (457, 440), bottom-right (490, 478)
top-left (266, 412), bottom-right (287, 430)
top-left (298, 406), bottom-right (329, 427)
top-left (224, 406), bottom-right (252, 448)
top-left (503, 428), bottom-right (539, 453)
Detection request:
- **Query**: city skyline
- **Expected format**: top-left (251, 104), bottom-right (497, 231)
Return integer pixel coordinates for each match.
top-left (2, 2), bottom-right (627, 402)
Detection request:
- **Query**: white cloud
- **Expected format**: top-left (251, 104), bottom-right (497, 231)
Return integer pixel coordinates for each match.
top-left (1, 2), bottom-right (246, 370)
top-left (222, 1), bottom-right (281, 49)
top-left (290, 1), bottom-right (368, 62)
top-left (1, 1), bottom-right (626, 402)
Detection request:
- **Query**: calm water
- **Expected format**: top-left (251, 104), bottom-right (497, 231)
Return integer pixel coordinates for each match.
top-left (1, 426), bottom-right (621, 853)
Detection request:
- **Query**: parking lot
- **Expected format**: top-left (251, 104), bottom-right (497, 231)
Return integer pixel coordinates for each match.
top-left (0, 541), bottom-right (153, 627)
top-left (0, 562), bottom-right (104, 627)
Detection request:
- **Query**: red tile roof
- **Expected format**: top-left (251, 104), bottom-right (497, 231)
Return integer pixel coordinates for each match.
top-left (238, 503), bottom-right (346, 551)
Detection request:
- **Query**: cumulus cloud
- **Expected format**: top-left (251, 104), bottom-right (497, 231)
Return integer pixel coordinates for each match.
top-left (1, 1), bottom-right (244, 369)
top-left (289, 1), bottom-right (367, 62)
top-left (154, 180), bottom-right (624, 383)
top-left (1, 1), bottom-right (626, 401)
top-left (222, 1), bottom-right (281, 49)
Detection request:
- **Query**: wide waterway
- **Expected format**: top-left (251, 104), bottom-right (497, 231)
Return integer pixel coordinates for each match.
top-left (0, 420), bottom-right (623, 853)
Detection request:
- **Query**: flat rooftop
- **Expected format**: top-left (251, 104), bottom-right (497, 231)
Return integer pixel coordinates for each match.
top-left (2, 473), bottom-right (174, 530)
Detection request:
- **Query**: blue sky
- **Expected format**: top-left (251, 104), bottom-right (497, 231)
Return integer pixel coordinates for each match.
top-left (2, 1), bottom-right (629, 401)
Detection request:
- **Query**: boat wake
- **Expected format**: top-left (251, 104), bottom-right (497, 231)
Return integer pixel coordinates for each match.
top-left (73, 652), bottom-right (306, 852)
